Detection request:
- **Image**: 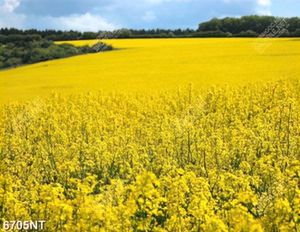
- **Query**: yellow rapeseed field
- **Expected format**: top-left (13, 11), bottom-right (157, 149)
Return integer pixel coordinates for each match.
top-left (0, 38), bottom-right (299, 102)
top-left (1, 39), bottom-right (300, 231)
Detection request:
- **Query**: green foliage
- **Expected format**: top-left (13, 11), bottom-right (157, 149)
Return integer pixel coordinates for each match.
top-left (236, 30), bottom-right (259, 37)
top-left (191, 30), bottom-right (232, 38)
top-left (293, 29), bottom-right (300, 37)
top-left (91, 42), bottom-right (113, 52)
top-left (0, 37), bottom-right (113, 70)
top-left (198, 16), bottom-right (300, 36)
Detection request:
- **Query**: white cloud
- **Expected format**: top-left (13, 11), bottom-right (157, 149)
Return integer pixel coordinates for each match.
top-left (45, 13), bottom-right (116, 31)
top-left (1, 0), bottom-right (21, 13)
top-left (257, 0), bottom-right (271, 7)
top-left (0, 0), bottom-right (280, 30)
top-left (222, 0), bottom-right (272, 15)
top-left (223, 0), bottom-right (271, 7)
top-left (223, 0), bottom-right (250, 3)
top-left (143, 0), bottom-right (191, 4)
top-left (142, 11), bottom-right (156, 22)
top-left (0, 0), bottom-right (25, 28)
top-left (256, 0), bottom-right (272, 15)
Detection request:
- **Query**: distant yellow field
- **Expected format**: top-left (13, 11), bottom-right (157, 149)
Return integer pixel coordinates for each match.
top-left (0, 38), bottom-right (299, 102)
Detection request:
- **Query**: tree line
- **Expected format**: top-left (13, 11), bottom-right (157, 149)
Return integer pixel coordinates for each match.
top-left (1, 16), bottom-right (299, 40)
top-left (0, 28), bottom-right (97, 41)
top-left (198, 15), bottom-right (300, 37)
top-left (0, 35), bottom-right (112, 70)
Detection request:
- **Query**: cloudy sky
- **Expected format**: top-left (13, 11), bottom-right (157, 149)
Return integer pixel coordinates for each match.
top-left (0, 0), bottom-right (299, 31)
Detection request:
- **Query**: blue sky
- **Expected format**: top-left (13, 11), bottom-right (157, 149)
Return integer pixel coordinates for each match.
top-left (0, 0), bottom-right (299, 31)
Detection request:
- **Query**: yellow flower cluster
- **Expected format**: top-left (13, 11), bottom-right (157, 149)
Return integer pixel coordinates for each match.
top-left (0, 80), bottom-right (300, 231)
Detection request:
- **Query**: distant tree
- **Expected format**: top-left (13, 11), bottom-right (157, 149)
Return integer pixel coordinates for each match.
top-left (91, 42), bottom-right (113, 52)
top-left (198, 15), bottom-right (300, 36)
top-left (287, 17), bottom-right (300, 32)
top-left (236, 30), bottom-right (258, 37)
top-left (5, 57), bottom-right (22, 67)
top-left (115, 29), bottom-right (132, 38)
top-left (0, 35), bottom-right (113, 69)
top-left (81, 32), bottom-right (98, 40)
top-left (293, 29), bottom-right (300, 37)
top-left (192, 30), bottom-right (232, 38)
